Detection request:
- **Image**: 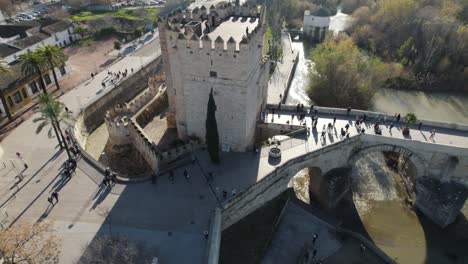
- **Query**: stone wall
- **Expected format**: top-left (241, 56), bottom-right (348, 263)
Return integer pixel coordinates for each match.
top-left (80, 56), bottom-right (162, 135)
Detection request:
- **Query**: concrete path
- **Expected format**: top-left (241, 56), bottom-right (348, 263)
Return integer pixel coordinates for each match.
top-left (267, 32), bottom-right (299, 104)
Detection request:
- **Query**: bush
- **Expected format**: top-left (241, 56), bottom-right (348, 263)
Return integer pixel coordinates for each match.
top-left (114, 41), bottom-right (121, 50)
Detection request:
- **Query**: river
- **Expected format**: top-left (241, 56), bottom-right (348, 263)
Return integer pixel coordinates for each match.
top-left (285, 11), bottom-right (468, 124)
top-left (289, 152), bottom-right (468, 264)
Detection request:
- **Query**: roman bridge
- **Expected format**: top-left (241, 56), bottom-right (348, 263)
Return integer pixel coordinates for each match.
top-left (221, 106), bottom-right (468, 230)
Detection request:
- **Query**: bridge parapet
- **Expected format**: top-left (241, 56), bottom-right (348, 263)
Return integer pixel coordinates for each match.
top-left (265, 104), bottom-right (468, 132)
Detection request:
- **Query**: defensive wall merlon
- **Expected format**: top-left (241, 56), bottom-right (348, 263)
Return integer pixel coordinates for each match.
top-left (159, 3), bottom-right (266, 52)
top-left (221, 133), bottom-right (468, 230)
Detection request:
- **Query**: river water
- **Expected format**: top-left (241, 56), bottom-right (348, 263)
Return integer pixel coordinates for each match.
top-left (285, 11), bottom-right (468, 124)
top-left (289, 152), bottom-right (468, 263)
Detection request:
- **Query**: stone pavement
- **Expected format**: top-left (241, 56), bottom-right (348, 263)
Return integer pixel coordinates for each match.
top-left (267, 32), bottom-right (299, 104)
top-left (0, 35), bottom-right (218, 263)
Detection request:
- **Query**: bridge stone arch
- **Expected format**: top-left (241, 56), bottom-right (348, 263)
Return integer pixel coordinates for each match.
top-left (347, 144), bottom-right (427, 178)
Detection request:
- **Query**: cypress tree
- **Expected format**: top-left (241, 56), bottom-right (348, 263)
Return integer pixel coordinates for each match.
top-left (205, 88), bottom-right (220, 163)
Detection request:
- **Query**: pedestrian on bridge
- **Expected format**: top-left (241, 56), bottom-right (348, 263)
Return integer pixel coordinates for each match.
top-left (430, 129), bottom-right (436, 140)
top-left (333, 117), bottom-right (336, 127)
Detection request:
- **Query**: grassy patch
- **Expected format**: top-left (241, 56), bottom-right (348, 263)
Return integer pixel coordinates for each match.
top-left (78, 36), bottom-right (96, 46)
top-left (71, 8), bottom-right (159, 22)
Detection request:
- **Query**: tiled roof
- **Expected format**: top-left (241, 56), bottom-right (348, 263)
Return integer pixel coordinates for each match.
top-left (0, 25), bottom-right (32, 38)
top-left (40, 20), bottom-right (73, 35)
top-left (0, 43), bottom-right (21, 59)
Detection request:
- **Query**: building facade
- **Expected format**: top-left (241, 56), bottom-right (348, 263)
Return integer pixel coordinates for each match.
top-left (0, 62), bottom-right (71, 119)
top-left (303, 7), bottom-right (333, 42)
top-left (159, 3), bottom-right (270, 151)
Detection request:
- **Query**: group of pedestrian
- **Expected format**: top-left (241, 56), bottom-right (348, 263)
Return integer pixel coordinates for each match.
top-left (64, 159), bottom-right (77, 178)
top-left (102, 167), bottom-right (117, 187)
top-left (102, 68), bottom-right (133, 88)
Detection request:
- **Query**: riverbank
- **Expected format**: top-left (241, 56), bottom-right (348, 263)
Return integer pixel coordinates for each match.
top-left (285, 39), bottom-right (468, 125)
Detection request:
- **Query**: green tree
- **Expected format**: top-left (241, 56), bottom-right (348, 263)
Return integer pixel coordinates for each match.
top-left (0, 61), bottom-right (13, 121)
top-left (38, 45), bottom-right (67, 92)
top-left (114, 41), bottom-right (122, 50)
top-left (307, 37), bottom-right (401, 109)
top-left (19, 51), bottom-right (48, 94)
top-left (205, 89), bottom-right (220, 163)
top-left (33, 93), bottom-right (73, 157)
top-left (74, 25), bottom-right (89, 38)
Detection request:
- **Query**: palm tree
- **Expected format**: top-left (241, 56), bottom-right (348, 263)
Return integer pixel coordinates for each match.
top-left (33, 93), bottom-right (73, 158)
top-left (0, 61), bottom-right (13, 121)
top-left (38, 45), bottom-right (67, 92)
top-left (19, 51), bottom-right (48, 94)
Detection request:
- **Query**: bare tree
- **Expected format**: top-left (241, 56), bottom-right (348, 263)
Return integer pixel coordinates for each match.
top-left (0, 221), bottom-right (60, 264)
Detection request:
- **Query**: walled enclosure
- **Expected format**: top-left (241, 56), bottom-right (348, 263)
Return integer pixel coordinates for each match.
top-left (159, 3), bottom-right (270, 151)
top-left (221, 133), bottom-right (468, 230)
top-left (74, 56), bottom-right (163, 145)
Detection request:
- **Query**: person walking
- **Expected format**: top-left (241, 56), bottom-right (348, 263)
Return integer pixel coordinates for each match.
top-left (429, 129), bottom-right (436, 140)
top-left (396, 113), bottom-right (401, 123)
top-left (111, 172), bottom-right (117, 185)
top-left (52, 191), bottom-right (59, 204)
top-left (389, 122), bottom-right (394, 132)
top-left (347, 107), bottom-right (351, 116)
top-left (345, 123), bottom-right (350, 131)
top-left (333, 117), bottom-right (336, 127)
top-left (47, 196), bottom-right (54, 206)
top-left (418, 122), bottom-right (423, 130)
top-left (313, 233), bottom-right (318, 244)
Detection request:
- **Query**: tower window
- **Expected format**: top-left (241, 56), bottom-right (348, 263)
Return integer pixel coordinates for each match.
top-left (210, 71), bottom-right (217, 78)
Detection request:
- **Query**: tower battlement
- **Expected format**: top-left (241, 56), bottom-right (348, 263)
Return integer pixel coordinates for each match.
top-left (160, 3), bottom-right (265, 52)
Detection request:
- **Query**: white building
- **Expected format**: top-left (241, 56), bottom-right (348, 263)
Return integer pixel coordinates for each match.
top-left (159, 3), bottom-right (270, 151)
top-left (303, 6), bottom-right (333, 42)
top-left (0, 20), bottom-right (78, 64)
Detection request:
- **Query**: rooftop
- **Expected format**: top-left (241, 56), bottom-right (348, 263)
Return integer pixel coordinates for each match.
top-left (0, 25), bottom-right (32, 39)
top-left (0, 43), bottom-right (21, 58)
top-left (204, 16), bottom-right (258, 47)
top-left (305, 6), bottom-right (334, 17)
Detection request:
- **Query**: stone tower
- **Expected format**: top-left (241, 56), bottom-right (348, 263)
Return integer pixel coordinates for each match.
top-left (158, 3), bottom-right (270, 151)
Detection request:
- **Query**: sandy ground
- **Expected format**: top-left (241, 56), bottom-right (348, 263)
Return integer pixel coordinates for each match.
top-left (60, 37), bottom-right (118, 92)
